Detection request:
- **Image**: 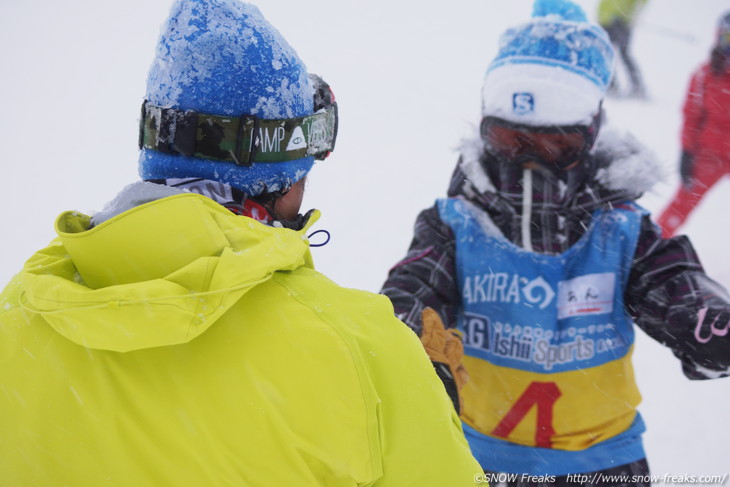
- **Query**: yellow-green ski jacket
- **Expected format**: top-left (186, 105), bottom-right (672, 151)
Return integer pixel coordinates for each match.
top-left (597, 0), bottom-right (647, 26)
top-left (0, 192), bottom-right (481, 486)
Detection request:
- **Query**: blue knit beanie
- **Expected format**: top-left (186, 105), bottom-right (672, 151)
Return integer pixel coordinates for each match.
top-left (139, 0), bottom-right (314, 197)
top-left (482, 0), bottom-right (615, 126)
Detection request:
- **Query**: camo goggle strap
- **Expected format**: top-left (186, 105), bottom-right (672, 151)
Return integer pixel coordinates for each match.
top-left (138, 101), bottom-right (338, 166)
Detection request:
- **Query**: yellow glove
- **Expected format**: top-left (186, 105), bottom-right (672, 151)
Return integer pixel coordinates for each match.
top-left (420, 307), bottom-right (468, 413)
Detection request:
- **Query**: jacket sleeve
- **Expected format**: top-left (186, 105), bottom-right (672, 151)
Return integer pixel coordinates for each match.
top-left (364, 298), bottom-right (483, 486)
top-left (380, 204), bottom-right (460, 335)
top-left (625, 215), bottom-right (730, 379)
top-left (680, 67), bottom-right (707, 154)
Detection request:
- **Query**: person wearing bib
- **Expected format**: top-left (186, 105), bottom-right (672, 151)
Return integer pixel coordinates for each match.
top-left (382, 1), bottom-right (730, 484)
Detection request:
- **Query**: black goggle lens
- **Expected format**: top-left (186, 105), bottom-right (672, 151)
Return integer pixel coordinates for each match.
top-left (480, 117), bottom-right (593, 170)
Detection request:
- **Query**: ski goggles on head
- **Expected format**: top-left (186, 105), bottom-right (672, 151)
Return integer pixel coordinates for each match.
top-left (139, 73), bottom-right (338, 166)
top-left (480, 116), bottom-right (596, 170)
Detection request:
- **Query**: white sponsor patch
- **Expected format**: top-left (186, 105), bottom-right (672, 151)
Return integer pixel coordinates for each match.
top-left (557, 273), bottom-right (615, 319)
top-left (286, 126), bottom-right (307, 150)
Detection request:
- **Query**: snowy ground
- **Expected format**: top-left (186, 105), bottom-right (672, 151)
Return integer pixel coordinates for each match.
top-left (1, 0), bottom-right (728, 479)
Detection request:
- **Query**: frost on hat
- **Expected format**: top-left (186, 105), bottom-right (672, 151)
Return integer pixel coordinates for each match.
top-left (138, 0), bottom-right (314, 197)
top-left (482, 0), bottom-right (615, 126)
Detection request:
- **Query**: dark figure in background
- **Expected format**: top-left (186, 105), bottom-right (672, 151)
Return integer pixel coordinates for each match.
top-left (658, 11), bottom-right (730, 237)
top-left (598, 0), bottom-right (648, 98)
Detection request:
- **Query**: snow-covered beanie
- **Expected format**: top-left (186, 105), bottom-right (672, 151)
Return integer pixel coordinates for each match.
top-left (138, 0), bottom-right (314, 197)
top-left (481, 0), bottom-right (615, 126)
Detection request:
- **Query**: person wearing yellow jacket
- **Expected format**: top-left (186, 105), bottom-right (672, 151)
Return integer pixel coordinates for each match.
top-left (0, 0), bottom-right (482, 485)
top-left (598, 0), bottom-right (648, 98)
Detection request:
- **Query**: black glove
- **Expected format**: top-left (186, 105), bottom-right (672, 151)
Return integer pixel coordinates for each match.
top-left (679, 306), bottom-right (730, 379)
top-left (679, 150), bottom-right (695, 188)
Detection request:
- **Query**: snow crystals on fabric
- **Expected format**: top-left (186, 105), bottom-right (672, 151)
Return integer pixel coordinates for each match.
top-left (139, 0), bottom-right (315, 198)
top-left (146, 0), bottom-right (311, 119)
top-left (491, 20), bottom-right (613, 89)
top-left (594, 127), bottom-right (665, 195)
top-left (482, 0), bottom-right (614, 126)
top-left (457, 127), bottom-right (496, 194)
top-left (452, 197), bottom-right (506, 240)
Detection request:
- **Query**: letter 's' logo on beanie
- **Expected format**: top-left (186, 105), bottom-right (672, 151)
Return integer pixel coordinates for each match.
top-left (512, 93), bottom-right (535, 115)
top-left (482, 0), bottom-right (615, 125)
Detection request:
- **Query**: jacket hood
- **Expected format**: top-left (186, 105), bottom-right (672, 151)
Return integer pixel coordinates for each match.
top-left (451, 124), bottom-right (664, 211)
top-left (20, 193), bottom-right (317, 352)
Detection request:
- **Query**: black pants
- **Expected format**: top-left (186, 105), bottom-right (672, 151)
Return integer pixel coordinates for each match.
top-left (484, 458), bottom-right (651, 487)
top-left (603, 20), bottom-right (645, 94)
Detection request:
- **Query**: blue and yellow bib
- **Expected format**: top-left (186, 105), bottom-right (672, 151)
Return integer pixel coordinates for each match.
top-left (437, 197), bottom-right (647, 476)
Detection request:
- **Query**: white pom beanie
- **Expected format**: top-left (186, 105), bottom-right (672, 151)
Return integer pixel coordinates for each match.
top-left (482, 0), bottom-right (615, 127)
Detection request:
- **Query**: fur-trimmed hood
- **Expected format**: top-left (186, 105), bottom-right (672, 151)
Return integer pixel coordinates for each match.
top-left (448, 125), bottom-right (663, 253)
top-left (451, 124), bottom-right (663, 209)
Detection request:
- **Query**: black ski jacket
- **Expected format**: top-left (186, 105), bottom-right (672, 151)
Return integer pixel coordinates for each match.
top-left (382, 128), bottom-right (730, 379)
